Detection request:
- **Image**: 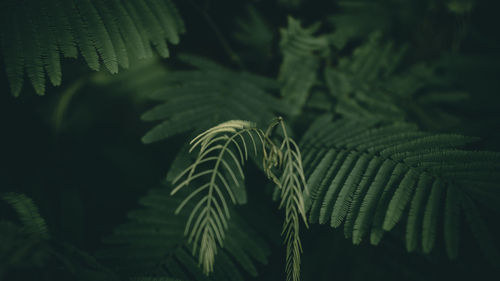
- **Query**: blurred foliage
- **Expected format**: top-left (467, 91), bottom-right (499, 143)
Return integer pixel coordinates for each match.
top-left (1, 0), bottom-right (499, 281)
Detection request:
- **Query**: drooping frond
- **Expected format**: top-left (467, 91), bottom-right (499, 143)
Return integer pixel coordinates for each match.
top-left (278, 17), bottom-right (330, 111)
top-left (265, 118), bottom-right (308, 281)
top-left (141, 54), bottom-right (293, 144)
top-left (301, 115), bottom-right (500, 259)
top-left (0, 0), bottom-right (185, 96)
top-left (99, 186), bottom-right (270, 281)
top-left (171, 120), bottom-right (268, 275)
top-left (1, 193), bottom-right (50, 239)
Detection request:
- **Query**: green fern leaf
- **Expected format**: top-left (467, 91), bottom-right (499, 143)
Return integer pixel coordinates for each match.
top-left (1, 193), bottom-right (50, 239)
top-left (267, 118), bottom-right (308, 281)
top-left (421, 179), bottom-right (444, 254)
top-left (444, 184), bottom-right (460, 259)
top-left (0, 0), bottom-right (185, 96)
top-left (302, 116), bottom-right (500, 258)
top-left (0, 7), bottom-right (25, 97)
top-left (405, 174), bottom-right (432, 252)
top-left (141, 55), bottom-right (292, 144)
top-left (461, 194), bottom-right (500, 266)
top-left (171, 120), bottom-right (266, 274)
top-left (233, 5), bottom-right (274, 65)
top-left (99, 186), bottom-right (270, 281)
top-left (278, 17), bottom-right (329, 111)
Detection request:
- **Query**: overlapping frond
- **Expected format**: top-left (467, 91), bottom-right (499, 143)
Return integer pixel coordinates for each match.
top-left (170, 120), bottom-right (267, 275)
top-left (301, 115), bottom-right (500, 259)
top-left (325, 31), bottom-right (468, 129)
top-left (141, 54), bottom-right (293, 144)
top-left (267, 119), bottom-right (308, 281)
top-left (0, 0), bottom-right (184, 96)
top-left (99, 185), bottom-right (270, 281)
top-left (325, 31), bottom-right (408, 121)
top-left (278, 17), bottom-right (330, 111)
top-left (1, 193), bottom-right (50, 239)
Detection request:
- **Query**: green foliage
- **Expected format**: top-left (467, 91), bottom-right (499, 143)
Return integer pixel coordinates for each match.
top-left (0, 193), bottom-right (52, 277)
top-left (1, 1), bottom-right (499, 281)
top-left (171, 120), bottom-right (265, 274)
top-left (0, 221), bottom-right (51, 277)
top-left (1, 193), bottom-right (50, 239)
top-left (100, 185), bottom-right (270, 281)
top-left (233, 5), bottom-right (274, 66)
top-left (170, 118), bottom-right (308, 281)
top-left (279, 17), bottom-right (329, 111)
top-left (324, 31), bottom-right (468, 130)
top-left (325, 31), bottom-right (408, 121)
top-left (328, 0), bottom-right (420, 50)
top-left (0, 0), bottom-right (184, 96)
top-left (0, 193), bottom-right (117, 281)
top-left (141, 55), bottom-right (293, 144)
top-left (268, 119), bottom-right (308, 281)
top-left (301, 115), bottom-right (500, 259)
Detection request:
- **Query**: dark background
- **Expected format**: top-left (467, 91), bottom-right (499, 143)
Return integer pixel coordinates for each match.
top-left (1, 0), bottom-right (499, 280)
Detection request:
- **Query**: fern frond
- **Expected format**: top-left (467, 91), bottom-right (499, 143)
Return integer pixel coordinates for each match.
top-left (328, 0), bottom-right (410, 49)
top-left (268, 118), bottom-right (308, 281)
top-left (0, 0), bottom-right (185, 96)
top-left (171, 120), bottom-right (267, 274)
top-left (99, 186), bottom-right (270, 281)
top-left (326, 31), bottom-right (468, 129)
top-left (302, 116), bottom-right (500, 258)
top-left (325, 32), bottom-right (407, 121)
top-left (278, 17), bottom-right (329, 111)
top-left (1, 193), bottom-right (50, 239)
top-left (0, 221), bottom-right (51, 278)
top-left (141, 54), bottom-right (293, 144)
top-left (233, 5), bottom-right (274, 67)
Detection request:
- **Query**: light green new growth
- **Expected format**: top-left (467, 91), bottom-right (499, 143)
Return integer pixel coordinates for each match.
top-left (267, 118), bottom-right (309, 281)
top-left (171, 120), bottom-right (266, 274)
top-left (172, 118), bottom-right (308, 281)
